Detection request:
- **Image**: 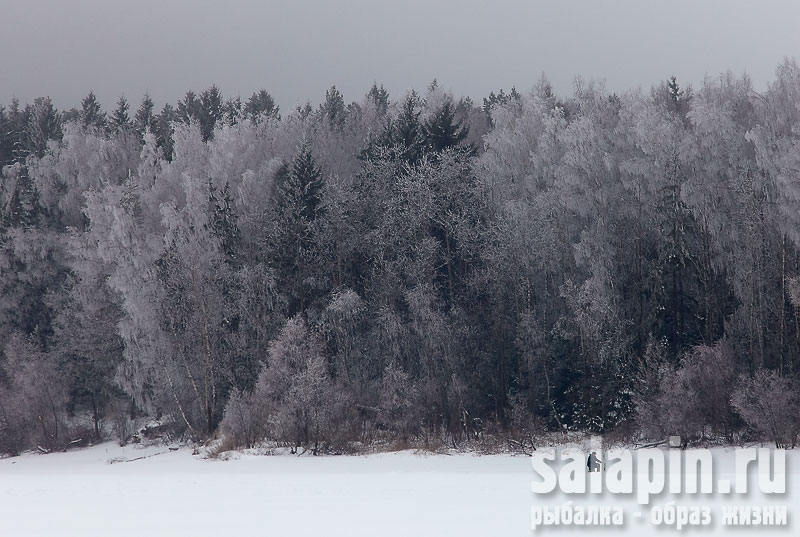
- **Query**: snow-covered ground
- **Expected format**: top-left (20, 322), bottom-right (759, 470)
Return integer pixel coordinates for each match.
top-left (0, 443), bottom-right (531, 536)
top-left (0, 443), bottom-right (796, 536)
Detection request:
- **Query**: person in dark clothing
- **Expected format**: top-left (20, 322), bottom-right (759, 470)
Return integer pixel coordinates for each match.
top-left (587, 451), bottom-right (601, 472)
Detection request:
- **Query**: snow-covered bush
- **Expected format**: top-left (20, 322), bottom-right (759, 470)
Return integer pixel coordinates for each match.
top-left (505, 392), bottom-right (545, 453)
top-left (0, 334), bottom-right (70, 453)
top-left (378, 362), bottom-right (422, 443)
top-left (731, 370), bottom-right (799, 448)
top-left (219, 389), bottom-right (267, 450)
top-left (0, 387), bottom-right (27, 455)
top-left (635, 341), bottom-right (737, 444)
top-left (220, 317), bottom-right (355, 454)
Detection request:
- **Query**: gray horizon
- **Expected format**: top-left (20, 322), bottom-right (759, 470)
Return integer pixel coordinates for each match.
top-left (2, 0), bottom-right (799, 112)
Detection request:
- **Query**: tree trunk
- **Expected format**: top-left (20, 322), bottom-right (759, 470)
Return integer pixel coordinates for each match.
top-left (159, 354), bottom-right (198, 439)
top-left (92, 392), bottom-right (100, 440)
top-left (780, 235), bottom-right (786, 375)
top-left (445, 231), bottom-right (454, 308)
top-left (202, 300), bottom-right (215, 435)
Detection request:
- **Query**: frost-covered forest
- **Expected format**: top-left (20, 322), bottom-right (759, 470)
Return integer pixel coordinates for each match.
top-left (2, 61), bottom-right (800, 455)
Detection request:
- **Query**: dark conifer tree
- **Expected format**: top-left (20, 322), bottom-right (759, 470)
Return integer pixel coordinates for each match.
top-left (110, 95), bottom-right (130, 132)
top-left (320, 86), bottom-right (346, 129)
top-left (666, 75), bottom-right (692, 120)
top-left (26, 97), bottom-right (61, 158)
top-left (61, 108), bottom-right (80, 123)
top-left (270, 145), bottom-right (325, 315)
top-left (373, 91), bottom-right (426, 164)
top-left (424, 97), bottom-right (469, 153)
top-left (134, 94), bottom-right (156, 137)
top-left (245, 90), bottom-right (279, 122)
top-left (199, 85), bottom-right (224, 141)
top-left (5, 99), bottom-right (30, 164)
top-left (80, 92), bottom-right (107, 130)
top-left (176, 91), bottom-right (201, 125)
top-left (5, 168), bottom-right (39, 229)
top-left (367, 83), bottom-right (390, 116)
top-left (0, 107), bottom-right (11, 167)
top-left (223, 97), bottom-right (243, 126)
top-left (281, 144), bottom-right (324, 224)
top-left (154, 104), bottom-right (176, 160)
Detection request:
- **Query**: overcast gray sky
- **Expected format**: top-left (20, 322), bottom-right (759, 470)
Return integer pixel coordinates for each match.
top-left (2, 0), bottom-right (799, 112)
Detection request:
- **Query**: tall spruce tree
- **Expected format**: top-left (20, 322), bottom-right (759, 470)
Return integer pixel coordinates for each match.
top-left (367, 83), bottom-right (390, 116)
top-left (373, 91), bottom-right (426, 165)
top-left (270, 145), bottom-right (325, 315)
top-left (245, 90), bottom-right (279, 122)
top-left (80, 92), bottom-right (107, 131)
top-left (134, 94), bottom-right (156, 137)
top-left (26, 97), bottom-right (61, 158)
top-left (110, 96), bottom-right (131, 132)
top-left (199, 86), bottom-right (224, 141)
top-left (321, 86), bottom-right (346, 129)
top-left (424, 97), bottom-right (469, 153)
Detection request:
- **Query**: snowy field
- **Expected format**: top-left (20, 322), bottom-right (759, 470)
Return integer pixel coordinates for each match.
top-left (0, 443), bottom-right (797, 536)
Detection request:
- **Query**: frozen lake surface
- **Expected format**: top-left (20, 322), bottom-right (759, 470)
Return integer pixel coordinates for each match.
top-left (0, 443), bottom-right (796, 536)
top-left (0, 443), bottom-right (532, 536)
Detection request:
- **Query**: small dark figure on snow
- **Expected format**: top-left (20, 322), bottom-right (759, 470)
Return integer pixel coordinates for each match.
top-left (587, 451), bottom-right (601, 472)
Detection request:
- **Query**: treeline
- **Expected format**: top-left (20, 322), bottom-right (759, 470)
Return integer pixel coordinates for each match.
top-left (1, 63), bottom-right (800, 455)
